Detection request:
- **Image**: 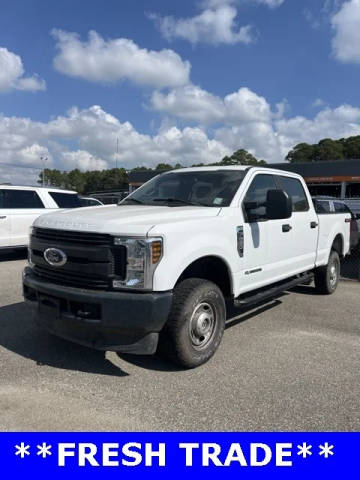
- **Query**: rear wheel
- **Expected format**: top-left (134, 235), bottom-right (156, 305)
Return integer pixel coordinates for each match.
top-left (158, 278), bottom-right (226, 368)
top-left (314, 250), bottom-right (340, 294)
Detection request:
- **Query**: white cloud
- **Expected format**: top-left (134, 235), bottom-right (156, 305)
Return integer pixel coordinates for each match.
top-left (0, 105), bottom-right (231, 184)
top-left (312, 98), bottom-right (327, 108)
top-left (3, 101), bottom-right (360, 185)
top-left (303, 8), bottom-right (321, 29)
top-left (214, 104), bottom-right (360, 163)
top-left (151, 86), bottom-right (226, 123)
top-left (202, 0), bottom-right (284, 7)
top-left (60, 150), bottom-right (107, 171)
top-left (151, 85), bottom-right (271, 125)
top-left (215, 122), bottom-right (280, 161)
top-left (257, 0), bottom-right (284, 7)
top-left (331, 0), bottom-right (360, 63)
top-left (52, 29), bottom-right (190, 88)
top-left (276, 105), bottom-right (360, 149)
top-left (150, 5), bottom-right (254, 45)
top-left (224, 87), bottom-right (271, 123)
top-left (0, 47), bottom-right (46, 93)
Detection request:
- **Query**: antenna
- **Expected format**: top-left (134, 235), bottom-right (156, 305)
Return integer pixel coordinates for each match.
top-left (40, 156), bottom-right (48, 187)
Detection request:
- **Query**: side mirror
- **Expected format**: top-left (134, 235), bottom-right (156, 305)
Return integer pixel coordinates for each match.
top-left (266, 189), bottom-right (292, 220)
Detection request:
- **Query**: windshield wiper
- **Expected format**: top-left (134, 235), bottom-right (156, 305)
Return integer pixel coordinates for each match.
top-left (120, 198), bottom-right (144, 205)
top-left (152, 198), bottom-right (205, 207)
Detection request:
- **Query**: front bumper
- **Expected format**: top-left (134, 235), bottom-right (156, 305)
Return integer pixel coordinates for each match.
top-left (23, 267), bottom-right (172, 354)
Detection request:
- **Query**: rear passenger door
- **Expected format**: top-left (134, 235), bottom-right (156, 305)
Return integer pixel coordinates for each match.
top-left (268, 175), bottom-right (318, 278)
top-left (2, 190), bottom-right (46, 247)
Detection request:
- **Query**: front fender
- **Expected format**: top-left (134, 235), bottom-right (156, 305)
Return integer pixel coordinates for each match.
top-left (152, 231), bottom-right (237, 292)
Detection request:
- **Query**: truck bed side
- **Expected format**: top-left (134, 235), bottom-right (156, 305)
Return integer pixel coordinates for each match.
top-left (316, 212), bottom-right (351, 267)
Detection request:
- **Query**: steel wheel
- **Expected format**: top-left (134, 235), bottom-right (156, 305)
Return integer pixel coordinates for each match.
top-left (329, 260), bottom-right (339, 288)
top-left (189, 301), bottom-right (216, 350)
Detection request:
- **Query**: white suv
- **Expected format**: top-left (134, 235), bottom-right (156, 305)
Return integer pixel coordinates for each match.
top-left (0, 185), bottom-right (80, 249)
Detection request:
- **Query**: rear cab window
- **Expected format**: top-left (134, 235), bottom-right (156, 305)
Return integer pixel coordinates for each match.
top-left (313, 200), bottom-right (331, 214)
top-left (334, 202), bottom-right (350, 214)
top-left (49, 192), bottom-right (81, 208)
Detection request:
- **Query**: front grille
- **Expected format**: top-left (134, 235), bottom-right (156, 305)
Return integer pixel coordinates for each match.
top-left (33, 227), bottom-right (112, 246)
top-left (33, 265), bottom-right (109, 290)
top-left (112, 247), bottom-right (127, 278)
top-left (31, 228), bottom-right (127, 290)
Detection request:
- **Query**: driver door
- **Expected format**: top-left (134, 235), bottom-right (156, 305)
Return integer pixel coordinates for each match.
top-left (239, 173), bottom-right (278, 293)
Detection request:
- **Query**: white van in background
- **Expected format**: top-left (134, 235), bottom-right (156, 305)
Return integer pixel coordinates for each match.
top-left (0, 185), bottom-right (80, 249)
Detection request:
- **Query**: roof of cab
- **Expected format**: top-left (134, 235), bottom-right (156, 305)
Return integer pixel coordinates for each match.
top-left (170, 165), bottom-right (304, 179)
top-left (0, 185), bottom-right (77, 193)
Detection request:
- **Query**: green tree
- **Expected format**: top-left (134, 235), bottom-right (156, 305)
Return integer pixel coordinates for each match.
top-left (316, 138), bottom-right (344, 162)
top-left (130, 166), bottom-right (152, 172)
top-left (65, 169), bottom-right (87, 193)
top-left (341, 135), bottom-right (360, 159)
top-left (286, 135), bottom-right (360, 163)
top-left (38, 169), bottom-right (66, 188)
top-left (220, 149), bottom-right (266, 166)
top-left (286, 143), bottom-right (316, 163)
top-left (155, 163), bottom-right (173, 170)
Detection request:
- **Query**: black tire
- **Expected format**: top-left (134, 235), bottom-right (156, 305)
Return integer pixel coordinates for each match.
top-left (158, 278), bottom-right (226, 368)
top-left (314, 250), bottom-right (340, 294)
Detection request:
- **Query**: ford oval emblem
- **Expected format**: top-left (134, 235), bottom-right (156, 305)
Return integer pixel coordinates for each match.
top-left (44, 248), bottom-right (67, 267)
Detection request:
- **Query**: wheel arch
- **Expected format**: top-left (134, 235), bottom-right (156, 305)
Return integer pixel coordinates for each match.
top-left (331, 233), bottom-right (344, 257)
top-left (176, 255), bottom-right (234, 299)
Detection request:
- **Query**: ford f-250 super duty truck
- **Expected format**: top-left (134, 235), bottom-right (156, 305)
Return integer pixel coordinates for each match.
top-left (23, 166), bottom-right (351, 368)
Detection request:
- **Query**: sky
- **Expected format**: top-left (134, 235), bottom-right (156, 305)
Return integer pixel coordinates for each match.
top-left (1, 0), bottom-right (360, 184)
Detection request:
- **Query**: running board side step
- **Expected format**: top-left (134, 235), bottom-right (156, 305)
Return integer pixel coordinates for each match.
top-left (234, 272), bottom-right (314, 308)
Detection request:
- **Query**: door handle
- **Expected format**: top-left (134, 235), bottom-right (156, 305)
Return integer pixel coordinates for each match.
top-left (282, 224), bottom-right (292, 232)
top-left (0, 216), bottom-right (6, 219)
top-left (310, 221), bottom-right (318, 229)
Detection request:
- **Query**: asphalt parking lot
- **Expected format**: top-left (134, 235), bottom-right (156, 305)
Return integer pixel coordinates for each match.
top-left (0, 251), bottom-right (359, 432)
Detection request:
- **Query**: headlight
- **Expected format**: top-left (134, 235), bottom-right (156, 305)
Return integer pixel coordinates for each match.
top-left (113, 237), bottom-right (163, 290)
top-left (27, 247), bottom-right (34, 268)
top-left (28, 226), bottom-right (34, 267)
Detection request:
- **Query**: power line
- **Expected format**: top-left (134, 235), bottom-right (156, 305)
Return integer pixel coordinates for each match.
top-left (0, 162), bottom-right (42, 170)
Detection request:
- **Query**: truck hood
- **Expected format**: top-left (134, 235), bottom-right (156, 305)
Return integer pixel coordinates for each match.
top-left (34, 204), bottom-right (221, 236)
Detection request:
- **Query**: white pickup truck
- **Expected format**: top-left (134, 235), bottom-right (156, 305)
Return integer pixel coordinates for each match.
top-left (23, 166), bottom-right (351, 368)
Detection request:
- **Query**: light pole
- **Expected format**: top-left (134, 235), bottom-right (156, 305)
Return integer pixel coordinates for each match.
top-left (40, 156), bottom-right (48, 187)
top-left (116, 137), bottom-right (119, 169)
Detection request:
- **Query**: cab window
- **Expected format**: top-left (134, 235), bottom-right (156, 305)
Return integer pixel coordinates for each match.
top-left (334, 202), bottom-right (350, 214)
top-left (243, 174), bottom-right (277, 222)
top-left (49, 192), bottom-right (81, 208)
top-left (0, 189), bottom-right (45, 208)
top-left (277, 176), bottom-right (309, 212)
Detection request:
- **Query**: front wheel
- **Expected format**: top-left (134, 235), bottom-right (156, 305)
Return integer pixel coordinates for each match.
top-left (314, 250), bottom-right (340, 294)
top-left (158, 278), bottom-right (226, 368)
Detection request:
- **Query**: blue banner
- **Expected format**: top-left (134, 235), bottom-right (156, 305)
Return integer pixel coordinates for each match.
top-left (2, 433), bottom-right (358, 478)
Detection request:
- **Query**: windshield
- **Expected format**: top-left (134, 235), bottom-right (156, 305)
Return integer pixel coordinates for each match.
top-left (121, 170), bottom-right (246, 207)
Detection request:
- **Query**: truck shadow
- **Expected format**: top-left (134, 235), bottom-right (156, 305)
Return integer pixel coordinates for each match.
top-left (341, 253), bottom-right (360, 281)
top-left (118, 296), bottom-right (286, 372)
top-left (0, 249), bottom-right (27, 262)
top-left (0, 301), bottom-right (129, 377)
top-left (0, 294), bottom-right (288, 375)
